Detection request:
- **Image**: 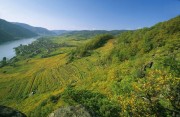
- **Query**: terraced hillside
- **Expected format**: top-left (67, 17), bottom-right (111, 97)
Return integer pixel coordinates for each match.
top-left (0, 16), bottom-right (180, 117)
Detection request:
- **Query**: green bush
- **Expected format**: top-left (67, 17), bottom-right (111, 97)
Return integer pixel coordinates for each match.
top-left (68, 34), bottom-right (113, 62)
top-left (162, 56), bottom-right (180, 77)
top-left (49, 95), bottom-right (60, 103)
top-left (61, 87), bottom-right (121, 117)
top-left (40, 99), bottom-right (48, 106)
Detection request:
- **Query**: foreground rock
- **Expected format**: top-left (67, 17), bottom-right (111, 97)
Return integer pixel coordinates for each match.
top-left (0, 105), bottom-right (27, 117)
top-left (48, 105), bottom-right (92, 117)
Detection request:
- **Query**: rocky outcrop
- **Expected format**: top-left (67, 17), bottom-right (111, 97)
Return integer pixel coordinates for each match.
top-left (48, 105), bottom-right (92, 117)
top-left (0, 105), bottom-right (27, 117)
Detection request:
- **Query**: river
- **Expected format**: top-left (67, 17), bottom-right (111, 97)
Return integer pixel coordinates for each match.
top-left (0, 37), bottom-right (38, 60)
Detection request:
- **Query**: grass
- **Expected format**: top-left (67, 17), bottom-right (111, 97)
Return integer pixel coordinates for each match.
top-left (0, 16), bottom-right (179, 117)
top-left (0, 37), bottom-right (179, 116)
top-left (0, 36), bottom-right (116, 116)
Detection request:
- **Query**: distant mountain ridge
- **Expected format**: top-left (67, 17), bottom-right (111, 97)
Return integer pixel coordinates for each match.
top-left (0, 18), bottom-right (128, 43)
top-left (51, 30), bottom-right (70, 35)
top-left (13, 23), bottom-right (73, 36)
top-left (60, 30), bottom-right (127, 40)
top-left (13, 22), bottom-right (56, 36)
top-left (0, 19), bottom-right (37, 43)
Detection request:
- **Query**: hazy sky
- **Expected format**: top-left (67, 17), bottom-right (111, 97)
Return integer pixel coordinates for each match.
top-left (0, 0), bottom-right (180, 30)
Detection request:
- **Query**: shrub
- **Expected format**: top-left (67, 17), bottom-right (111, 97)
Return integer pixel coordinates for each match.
top-left (162, 56), bottom-right (180, 77)
top-left (68, 34), bottom-right (113, 62)
top-left (49, 95), bottom-right (60, 103)
top-left (61, 87), bottom-right (121, 117)
top-left (40, 99), bottom-right (48, 106)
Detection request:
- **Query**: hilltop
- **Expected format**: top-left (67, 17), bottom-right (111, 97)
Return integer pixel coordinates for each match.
top-left (13, 22), bottom-right (56, 36)
top-left (0, 19), bottom-right (37, 43)
top-left (0, 16), bottom-right (179, 117)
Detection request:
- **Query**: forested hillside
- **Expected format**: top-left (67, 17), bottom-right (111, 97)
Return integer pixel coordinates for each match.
top-left (0, 16), bottom-right (179, 117)
top-left (14, 23), bottom-right (55, 36)
top-left (0, 19), bottom-right (37, 43)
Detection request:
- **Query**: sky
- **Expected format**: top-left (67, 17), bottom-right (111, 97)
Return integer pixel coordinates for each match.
top-left (0, 0), bottom-right (180, 30)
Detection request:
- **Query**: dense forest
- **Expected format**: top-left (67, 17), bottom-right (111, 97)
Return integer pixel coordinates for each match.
top-left (0, 16), bottom-right (179, 117)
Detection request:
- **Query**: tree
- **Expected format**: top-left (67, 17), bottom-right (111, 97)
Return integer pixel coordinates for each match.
top-left (0, 57), bottom-right (7, 68)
